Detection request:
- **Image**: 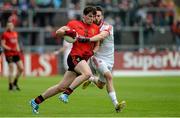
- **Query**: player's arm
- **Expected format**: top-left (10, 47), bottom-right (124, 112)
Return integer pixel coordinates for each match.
top-left (56, 26), bottom-right (76, 39)
top-left (16, 40), bottom-right (21, 52)
top-left (93, 41), bottom-right (100, 54)
top-left (90, 30), bottom-right (109, 41)
top-left (77, 30), bottom-right (109, 42)
top-left (53, 45), bottom-right (67, 55)
top-left (56, 26), bottom-right (69, 38)
top-left (1, 40), bottom-right (11, 51)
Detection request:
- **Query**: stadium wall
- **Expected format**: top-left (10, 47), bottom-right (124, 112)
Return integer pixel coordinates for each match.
top-left (1, 51), bottom-right (180, 77)
top-left (113, 51), bottom-right (180, 76)
top-left (0, 53), bottom-right (58, 77)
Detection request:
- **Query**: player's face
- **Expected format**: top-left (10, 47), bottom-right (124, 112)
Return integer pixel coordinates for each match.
top-left (94, 11), bottom-right (103, 25)
top-left (6, 23), bottom-right (14, 31)
top-left (83, 12), bottom-right (95, 25)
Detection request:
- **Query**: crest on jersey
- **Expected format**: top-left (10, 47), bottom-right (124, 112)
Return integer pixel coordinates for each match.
top-left (91, 29), bottom-right (95, 35)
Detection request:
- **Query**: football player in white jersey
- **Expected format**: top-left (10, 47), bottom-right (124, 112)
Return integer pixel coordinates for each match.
top-left (81, 6), bottom-right (126, 112)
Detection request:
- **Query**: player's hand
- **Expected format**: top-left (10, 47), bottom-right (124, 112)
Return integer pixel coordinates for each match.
top-left (65, 29), bottom-right (76, 39)
top-left (77, 37), bottom-right (90, 43)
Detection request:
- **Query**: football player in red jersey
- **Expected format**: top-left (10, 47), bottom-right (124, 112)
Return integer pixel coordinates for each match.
top-left (30, 6), bottom-right (99, 114)
top-left (1, 22), bottom-right (23, 91)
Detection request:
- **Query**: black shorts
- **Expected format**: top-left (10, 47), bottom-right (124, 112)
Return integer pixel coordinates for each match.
top-left (67, 55), bottom-right (83, 71)
top-left (5, 55), bottom-right (21, 63)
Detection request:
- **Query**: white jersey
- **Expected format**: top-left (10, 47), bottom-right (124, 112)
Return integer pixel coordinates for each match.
top-left (63, 40), bottom-right (72, 70)
top-left (94, 21), bottom-right (114, 66)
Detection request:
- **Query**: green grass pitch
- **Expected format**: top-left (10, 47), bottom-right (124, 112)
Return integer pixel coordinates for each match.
top-left (0, 76), bottom-right (180, 117)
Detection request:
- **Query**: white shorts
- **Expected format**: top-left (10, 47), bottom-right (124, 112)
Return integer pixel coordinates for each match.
top-left (89, 56), bottom-right (113, 83)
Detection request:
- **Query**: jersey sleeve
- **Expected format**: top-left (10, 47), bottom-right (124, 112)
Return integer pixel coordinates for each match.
top-left (100, 24), bottom-right (113, 35)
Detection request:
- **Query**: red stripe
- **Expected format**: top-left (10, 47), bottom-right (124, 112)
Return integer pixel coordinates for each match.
top-left (92, 57), bottom-right (99, 67)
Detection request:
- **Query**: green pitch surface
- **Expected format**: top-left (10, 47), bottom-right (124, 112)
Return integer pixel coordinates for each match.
top-left (0, 76), bottom-right (180, 117)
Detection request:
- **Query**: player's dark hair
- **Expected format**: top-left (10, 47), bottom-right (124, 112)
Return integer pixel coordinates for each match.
top-left (95, 6), bottom-right (104, 15)
top-left (83, 6), bottom-right (96, 15)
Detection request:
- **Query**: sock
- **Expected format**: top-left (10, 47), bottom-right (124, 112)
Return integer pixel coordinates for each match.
top-left (9, 83), bottom-right (13, 90)
top-left (63, 88), bottom-right (73, 95)
top-left (35, 95), bottom-right (45, 104)
top-left (13, 78), bottom-right (18, 86)
top-left (109, 91), bottom-right (118, 107)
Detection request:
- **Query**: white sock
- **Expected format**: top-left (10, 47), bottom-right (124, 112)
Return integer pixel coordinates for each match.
top-left (108, 91), bottom-right (118, 107)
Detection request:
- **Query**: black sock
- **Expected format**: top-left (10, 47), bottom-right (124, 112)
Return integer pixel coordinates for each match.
top-left (13, 79), bottom-right (18, 86)
top-left (35, 95), bottom-right (45, 104)
top-left (63, 88), bottom-right (73, 95)
top-left (9, 83), bottom-right (13, 90)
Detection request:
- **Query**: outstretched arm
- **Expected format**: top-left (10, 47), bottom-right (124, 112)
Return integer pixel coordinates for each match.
top-left (53, 45), bottom-right (67, 55)
top-left (77, 30), bottom-right (109, 42)
top-left (90, 30), bottom-right (109, 41)
top-left (56, 26), bottom-right (69, 38)
top-left (56, 26), bottom-right (77, 39)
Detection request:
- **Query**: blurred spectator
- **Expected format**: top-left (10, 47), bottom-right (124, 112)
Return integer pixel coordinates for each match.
top-left (104, 13), bottom-right (115, 26)
top-left (114, 16), bottom-right (122, 45)
top-left (67, 0), bottom-right (81, 20)
top-left (33, 0), bottom-right (54, 27)
top-left (8, 10), bottom-right (20, 27)
top-left (132, 22), bottom-right (140, 46)
top-left (143, 13), bottom-right (155, 45)
top-left (135, 6), bottom-right (147, 25)
top-left (11, 0), bottom-right (19, 8)
top-left (164, 0), bottom-right (175, 26)
top-left (53, 0), bottom-right (62, 9)
top-left (19, 0), bottom-right (29, 27)
top-left (0, 1), bottom-right (13, 27)
top-left (171, 17), bottom-right (180, 50)
top-left (118, 0), bottom-right (131, 26)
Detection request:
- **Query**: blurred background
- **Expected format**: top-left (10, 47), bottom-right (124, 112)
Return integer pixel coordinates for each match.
top-left (0, 0), bottom-right (180, 76)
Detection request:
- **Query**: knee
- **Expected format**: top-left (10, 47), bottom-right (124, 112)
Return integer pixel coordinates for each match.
top-left (82, 72), bottom-right (92, 80)
top-left (9, 67), bottom-right (14, 72)
top-left (18, 67), bottom-right (24, 73)
top-left (104, 73), bottom-right (113, 82)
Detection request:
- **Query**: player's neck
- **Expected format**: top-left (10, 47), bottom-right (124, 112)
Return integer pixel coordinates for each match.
top-left (6, 29), bottom-right (13, 32)
top-left (82, 19), bottom-right (91, 26)
top-left (98, 20), bottom-right (104, 28)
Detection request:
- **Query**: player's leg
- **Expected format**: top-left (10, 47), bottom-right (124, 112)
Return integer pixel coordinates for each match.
top-left (82, 57), bottom-right (101, 89)
top-left (92, 57), bottom-right (126, 112)
top-left (30, 71), bottom-right (77, 114)
top-left (42, 71), bottom-right (77, 99)
top-left (60, 60), bottom-right (93, 103)
top-left (14, 58), bottom-right (23, 90)
top-left (7, 62), bottom-right (14, 90)
top-left (82, 75), bottom-right (105, 89)
top-left (104, 70), bottom-right (126, 112)
top-left (83, 57), bottom-right (106, 89)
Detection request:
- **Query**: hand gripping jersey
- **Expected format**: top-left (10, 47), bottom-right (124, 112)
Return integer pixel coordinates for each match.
top-left (66, 20), bottom-right (99, 61)
top-left (94, 21), bottom-right (114, 65)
